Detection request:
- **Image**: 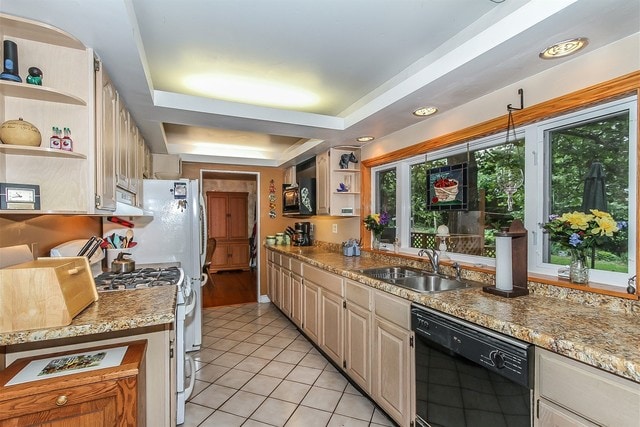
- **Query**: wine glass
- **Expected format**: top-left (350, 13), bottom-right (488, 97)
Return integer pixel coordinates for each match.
top-left (497, 167), bottom-right (523, 211)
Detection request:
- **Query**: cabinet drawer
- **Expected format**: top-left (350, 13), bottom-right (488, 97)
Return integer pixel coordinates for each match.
top-left (267, 250), bottom-right (276, 262)
top-left (373, 290), bottom-right (410, 329)
top-left (345, 279), bottom-right (371, 310)
top-left (279, 255), bottom-right (291, 270)
top-left (537, 348), bottom-right (640, 426)
top-left (290, 259), bottom-right (303, 276)
top-left (305, 265), bottom-right (343, 296)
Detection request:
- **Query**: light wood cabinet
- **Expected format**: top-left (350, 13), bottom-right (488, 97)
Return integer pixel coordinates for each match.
top-left (302, 280), bottom-right (320, 343)
top-left (290, 271), bottom-right (303, 328)
top-left (319, 288), bottom-right (343, 365)
top-left (207, 192), bottom-right (250, 272)
top-left (535, 347), bottom-right (640, 427)
top-left (315, 151), bottom-right (330, 215)
top-left (280, 255), bottom-right (292, 316)
top-left (344, 279), bottom-right (373, 394)
top-left (315, 148), bottom-right (361, 216)
top-left (372, 291), bottom-right (412, 427)
top-left (0, 13), bottom-right (93, 213)
top-left (0, 341), bottom-right (146, 426)
top-left (94, 61), bottom-right (117, 211)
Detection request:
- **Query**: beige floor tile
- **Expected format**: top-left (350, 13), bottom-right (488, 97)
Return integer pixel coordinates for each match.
top-left (192, 347), bottom-right (224, 363)
top-left (243, 419), bottom-right (273, 427)
top-left (212, 351), bottom-right (246, 368)
top-left (200, 410), bottom-right (245, 427)
top-left (252, 345), bottom-right (284, 360)
top-left (299, 353), bottom-right (328, 370)
top-left (215, 368), bottom-right (255, 389)
top-left (245, 333), bottom-right (273, 345)
top-left (265, 336), bottom-right (296, 349)
top-left (210, 338), bottom-right (242, 351)
top-left (189, 383), bottom-right (237, 409)
top-left (285, 365), bottom-right (323, 385)
top-left (286, 340), bottom-right (313, 353)
top-left (274, 349), bottom-right (307, 364)
top-left (229, 341), bottom-right (261, 356)
top-left (241, 373), bottom-right (282, 396)
top-left (195, 364), bottom-right (230, 382)
top-left (250, 397), bottom-right (298, 426)
top-left (300, 386), bottom-right (343, 412)
top-left (234, 356), bottom-right (271, 373)
top-left (226, 330), bottom-right (254, 341)
top-left (259, 325), bottom-right (285, 336)
top-left (344, 383), bottom-right (363, 396)
top-left (334, 393), bottom-right (375, 421)
top-left (207, 327), bottom-right (235, 338)
top-left (270, 380), bottom-right (312, 404)
top-left (201, 335), bottom-right (219, 347)
top-left (314, 370), bottom-right (348, 392)
top-left (206, 318), bottom-right (230, 327)
top-left (182, 402), bottom-right (214, 427)
top-left (323, 363), bottom-right (339, 373)
top-left (219, 390), bottom-right (267, 418)
top-left (327, 413), bottom-right (370, 427)
top-left (189, 379), bottom-right (210, 399)
top-left (276, 328), bottom-right (301, 339)
top-left (239, 323), bottom-right (265, 333)
top-left (371, 407), bottom-right (395, 426)
top-left (259, 360), bottom-right (296, 379)
top-left (285, 406), bottom-right (332, 427)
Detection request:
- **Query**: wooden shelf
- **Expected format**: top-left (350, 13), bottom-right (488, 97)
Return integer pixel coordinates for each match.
top-left (0, 14), bottom-right (85, 49)
top-left (0, 144), bottom-right (86, 158)
top-left (333, 191), bottom-right (360, 194)
top-left (333, 169), bottom-right (360, 173)
top-left (0, 80), bottom-right (86, 105)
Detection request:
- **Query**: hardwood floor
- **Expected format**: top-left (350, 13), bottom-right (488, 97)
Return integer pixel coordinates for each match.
top-left (202, 269), bottom-right (258, 307)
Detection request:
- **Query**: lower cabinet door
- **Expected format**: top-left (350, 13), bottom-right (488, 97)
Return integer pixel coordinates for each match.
top-left (290, 273), bottom-right (303, 327)
top-left (372, 317), bottom-right (412, 427)
top-left (302, 281), bottom-right (320, 343)
top-left (319, 289), bottom-right (343, 365)
top-left (345, 301), bottom-right (371, 394)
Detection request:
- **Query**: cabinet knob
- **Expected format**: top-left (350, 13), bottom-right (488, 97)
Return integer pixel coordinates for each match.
top-left (55, 395), bottom-right (68, 406)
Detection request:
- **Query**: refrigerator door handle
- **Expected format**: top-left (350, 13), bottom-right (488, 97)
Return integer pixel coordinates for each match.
top-left (201, 272), bottom-right (208, 288)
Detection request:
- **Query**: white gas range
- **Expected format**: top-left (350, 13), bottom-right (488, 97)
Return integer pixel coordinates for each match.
top-left (94, 266), bottom-right (195, 425)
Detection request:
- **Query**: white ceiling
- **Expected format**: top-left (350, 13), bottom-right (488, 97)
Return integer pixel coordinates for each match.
top-left (1, 0), bottom-right (638, 167)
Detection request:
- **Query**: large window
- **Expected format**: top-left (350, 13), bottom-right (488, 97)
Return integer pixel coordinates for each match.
top-left (372, 97), bottom-right (636, 288)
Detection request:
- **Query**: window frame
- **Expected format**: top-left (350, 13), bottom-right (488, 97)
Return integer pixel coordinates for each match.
top-left (371, 96), bottom-right (637, 288)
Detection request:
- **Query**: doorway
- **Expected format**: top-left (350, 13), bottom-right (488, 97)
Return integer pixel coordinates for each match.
top-left (200, 170), bottom-right (259, 307)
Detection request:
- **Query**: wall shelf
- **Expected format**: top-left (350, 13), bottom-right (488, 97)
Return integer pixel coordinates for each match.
top-left (0, 80), bottom-right (86, 105)
top-left (0, 144), bottom-right (86, 159)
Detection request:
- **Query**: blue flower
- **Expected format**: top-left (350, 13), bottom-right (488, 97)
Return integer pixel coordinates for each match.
top-left (569, 233), bottom-right (583, 247)
top-left (617, 221), bottom-right (628, 230)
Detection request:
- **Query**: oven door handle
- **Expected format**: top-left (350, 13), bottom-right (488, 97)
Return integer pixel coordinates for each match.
top-left (185, 288), bottom-right (197, 317)
top-left (184, 353), bottom-right (196, 400)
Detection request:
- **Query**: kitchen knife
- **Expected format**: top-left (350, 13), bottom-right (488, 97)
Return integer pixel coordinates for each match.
top-left (86, 238), bottom-right (103, 259)
top-left (76, 237), bottom-right (96, 256)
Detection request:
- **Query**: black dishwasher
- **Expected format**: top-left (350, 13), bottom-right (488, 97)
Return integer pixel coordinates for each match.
top-left (411, 304), bottom-right (534, 427)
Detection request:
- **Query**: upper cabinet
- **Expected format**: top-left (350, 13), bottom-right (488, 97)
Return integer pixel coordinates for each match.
top-left (0, 14), bottom-right (148, 214)
top-left (316, 147), bottom-right (361, 217)
top-left (0, 13), bottom-right (93, 213)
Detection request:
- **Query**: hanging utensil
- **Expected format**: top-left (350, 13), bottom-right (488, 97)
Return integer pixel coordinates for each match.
top-left (125, 229), bottom-right (134, 248)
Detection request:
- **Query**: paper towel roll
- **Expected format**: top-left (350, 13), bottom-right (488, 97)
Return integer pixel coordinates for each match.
top-left (495, 235), bottom-right (513, 291)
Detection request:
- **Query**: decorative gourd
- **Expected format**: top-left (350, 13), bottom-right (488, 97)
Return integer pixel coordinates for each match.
top-left (0, 118), bottom-right (42, 146)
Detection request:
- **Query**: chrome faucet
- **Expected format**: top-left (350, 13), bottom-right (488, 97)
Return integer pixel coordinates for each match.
top-left (418, 248), bottom-right (439, 274)
top-left (452, 262), bottom-right (462, 281)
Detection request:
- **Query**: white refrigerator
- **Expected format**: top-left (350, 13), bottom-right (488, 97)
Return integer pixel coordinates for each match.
top-left (130, 179), bottom-right (207, 352)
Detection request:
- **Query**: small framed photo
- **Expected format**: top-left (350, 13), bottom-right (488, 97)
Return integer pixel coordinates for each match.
top-left (173, 182), bottom-right (187, 199)
top-left (427, 163), bottom-right (468, 210)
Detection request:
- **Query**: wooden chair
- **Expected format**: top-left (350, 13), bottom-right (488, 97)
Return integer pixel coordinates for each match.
top-left (203, 237), bottom-right (216, 284)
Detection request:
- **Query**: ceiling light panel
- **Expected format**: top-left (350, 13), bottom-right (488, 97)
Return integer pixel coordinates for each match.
top-left (539, 37), bottom-right (589, 59)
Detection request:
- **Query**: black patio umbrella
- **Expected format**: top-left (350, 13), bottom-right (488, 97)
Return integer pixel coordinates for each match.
top-left (581, 161), bottom-right (607, 267)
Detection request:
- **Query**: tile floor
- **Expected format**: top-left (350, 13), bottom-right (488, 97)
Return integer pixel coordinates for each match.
top-left (183, 302), bottom-right (396, 427)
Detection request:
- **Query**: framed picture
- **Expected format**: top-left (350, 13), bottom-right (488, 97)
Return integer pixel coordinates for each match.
top-left (427, 163), bottom-right (468, 210)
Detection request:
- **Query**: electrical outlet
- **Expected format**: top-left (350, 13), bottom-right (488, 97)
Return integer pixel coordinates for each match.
top-left (332, 224), bottom-right (338, 233)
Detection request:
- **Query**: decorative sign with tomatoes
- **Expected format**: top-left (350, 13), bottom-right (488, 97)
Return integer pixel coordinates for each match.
top-left (427, 163), bottom-right (468, 210)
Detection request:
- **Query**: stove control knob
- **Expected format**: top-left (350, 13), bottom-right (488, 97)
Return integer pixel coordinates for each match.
top-left (490, 350), bottom-right (505, 369)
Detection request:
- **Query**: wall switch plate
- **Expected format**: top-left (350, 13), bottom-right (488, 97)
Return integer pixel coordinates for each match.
top-left (332, 224), bottom-right (338, 233)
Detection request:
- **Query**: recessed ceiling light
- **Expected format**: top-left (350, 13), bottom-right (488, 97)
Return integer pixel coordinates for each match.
top-left (412, 106), bottom-right (438, 117)
top-left (539, 37), bottom-right (589, 59)
top-left (356, 136), bottom-right (375, 142)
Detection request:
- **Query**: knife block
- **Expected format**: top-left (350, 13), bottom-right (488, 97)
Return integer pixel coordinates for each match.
top-left (0, 257), bottom-right (99, 333)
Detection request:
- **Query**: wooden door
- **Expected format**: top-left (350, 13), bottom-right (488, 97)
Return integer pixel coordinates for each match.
top-left (228, 193), bottom-right (248, 239)
top-left (345, 301), bottom-right (371, 393)
top-left (302, 281), bottom-right (320, 343)
top-left (320, 289), bottom-right (343, 365)
top-left (207, 193), bottom-right (229, 239)
top-left (291, 273), bottom-right (303, 327)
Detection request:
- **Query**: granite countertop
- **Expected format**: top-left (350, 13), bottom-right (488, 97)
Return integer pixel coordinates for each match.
top-left (270, 246), bottom-right (640, 383)
top-left (0, 286), bottom-right (177, 346)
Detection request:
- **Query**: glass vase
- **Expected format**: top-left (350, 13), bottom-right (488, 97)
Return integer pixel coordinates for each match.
top-left (372, 234), bottom-right (381, 250)
top-left (569, 248), bottom-right (589, 284)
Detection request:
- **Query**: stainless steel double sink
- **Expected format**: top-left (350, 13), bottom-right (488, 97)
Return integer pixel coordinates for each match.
top-left (356, 266), bottom-right (471, 293)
